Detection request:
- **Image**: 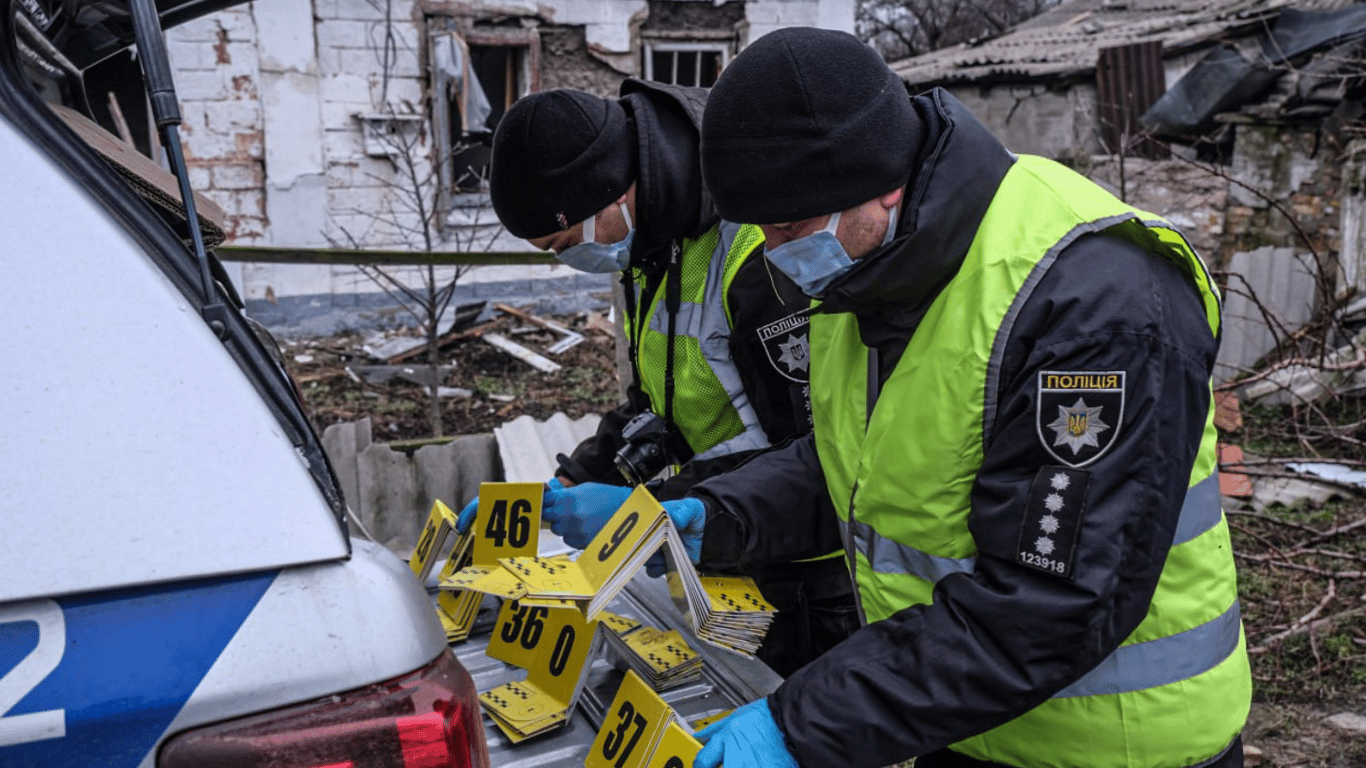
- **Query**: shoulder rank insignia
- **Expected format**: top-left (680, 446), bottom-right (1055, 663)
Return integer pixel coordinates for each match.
top-left (1035, 370), bottom-right (1125, 467)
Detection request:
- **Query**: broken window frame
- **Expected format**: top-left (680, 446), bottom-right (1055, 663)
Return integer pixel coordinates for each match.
top-left (426, 19), bottom-right (539, 229)
top-left (640, 32), bottom-right (732, 88)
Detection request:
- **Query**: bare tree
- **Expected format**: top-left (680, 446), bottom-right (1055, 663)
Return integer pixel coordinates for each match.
top-left (858, 0), bottom-right (1057, 61)
top-left (333, 112), bottom-right (503, 437)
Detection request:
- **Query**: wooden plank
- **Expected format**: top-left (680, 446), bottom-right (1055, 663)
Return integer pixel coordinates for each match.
top-left (483, 333), bottom-right (562, 373)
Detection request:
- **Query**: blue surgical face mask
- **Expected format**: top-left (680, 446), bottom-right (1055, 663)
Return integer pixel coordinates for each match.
top-left (555, 203), bottom-right (634, 273)
top-left (764, 204), bottom-right (899, 298)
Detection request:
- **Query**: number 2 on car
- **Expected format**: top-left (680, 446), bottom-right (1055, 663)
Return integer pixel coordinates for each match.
top-left (473, 482), bottom-right (543, 565)
top-left (586, 669), bottom-right (673, 768)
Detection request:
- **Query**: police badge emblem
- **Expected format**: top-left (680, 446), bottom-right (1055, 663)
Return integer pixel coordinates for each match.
top-left (757, 311), bottom-right (811, 382)
top-left (1036, 371), bottom-right (1125, 467)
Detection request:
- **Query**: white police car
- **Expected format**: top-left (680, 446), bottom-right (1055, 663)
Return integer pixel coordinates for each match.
top-left (0, 0), bottom-right (489, 765)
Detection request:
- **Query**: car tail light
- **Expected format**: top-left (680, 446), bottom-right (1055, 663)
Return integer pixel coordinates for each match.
top-left (158, 650), bottom-right (489, 768)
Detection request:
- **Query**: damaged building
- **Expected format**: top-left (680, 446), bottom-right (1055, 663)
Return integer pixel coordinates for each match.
top-left (890, 0), bottom-right (1366, 388)
top-left (155, 0), bottom-right (853, 333)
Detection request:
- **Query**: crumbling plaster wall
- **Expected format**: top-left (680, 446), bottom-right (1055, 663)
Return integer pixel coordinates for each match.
top-left (1082, 155), bottom-right (1228, 261)
top-left (539, 25), bottom-right (628, 97)
top-left (942, 83), bottom-right (1102, 160)
top-left (1223, 124), bottom-right (1343, 276)
top-left (169, 0), bottom-right (854, 331)
top-left (167, 7), bottom-right (267, 245)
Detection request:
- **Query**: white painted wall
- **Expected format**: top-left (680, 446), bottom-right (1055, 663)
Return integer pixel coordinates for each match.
top-left (169, 0), bottom-right (855, 331)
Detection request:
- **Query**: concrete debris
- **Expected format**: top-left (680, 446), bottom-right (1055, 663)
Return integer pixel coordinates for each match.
top-left (1237, 330), bottom-right (1366, 407)
top-left (1228, 456), bottom-right (1366, 512)
top-left (362, 333), bottom-right (426, 361)
top-left (1326, 712), bottom-right (1366, 734)
top-left (1247, 472), bottom-right (1344, 512)
top-left (1284, 462), bottom-right (1366, 490)
top-left (347, 364), bottom-right (457, 387)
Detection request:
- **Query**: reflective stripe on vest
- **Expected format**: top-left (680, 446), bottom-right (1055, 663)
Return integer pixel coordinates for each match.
top-left (851, 473), bottom-right (1222, 583)
top-left (633, 221), bottom-right (771, 459)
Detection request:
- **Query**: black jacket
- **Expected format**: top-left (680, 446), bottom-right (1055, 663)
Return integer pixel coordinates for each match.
top-left (691, 89), bottom-right (1220, 766)
top-left (557, 79), bottom-right (813, 499)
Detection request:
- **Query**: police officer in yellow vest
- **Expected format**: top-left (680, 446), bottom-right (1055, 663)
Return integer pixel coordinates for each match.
top-left (478, 79), bottom-right (857, 676)
top-left (663, 27), bottom-right (1250, 768)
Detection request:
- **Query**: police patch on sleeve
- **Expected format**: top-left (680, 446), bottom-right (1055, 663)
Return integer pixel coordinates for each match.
top-left (1016, 466), bottom-right (1090, 578)
top-left (1036, 370), bottom-right (1125, 467)
top-left (757, 311), bottom-right (811, 382)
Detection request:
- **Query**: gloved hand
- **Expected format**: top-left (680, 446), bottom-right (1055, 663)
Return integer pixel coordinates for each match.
top-left (661, 497), bottom-right (705, 564)
top-left (694, 698), bottom-right (797, 768)
top-left (540, 482), bottom-right (635, 549)
top-left (456, 476), bottom-right (564, 534)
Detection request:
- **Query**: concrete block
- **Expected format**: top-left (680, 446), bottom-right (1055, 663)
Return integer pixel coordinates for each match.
top-left (321, 72), bottom-right (376, 103)
top-left (214, 7), bottom-right (259, 41)
top-left (328, 0), bottom-right (392, 21)
top-left (336, 46), bottom-right (422, 79)
top-left (241, 263), bottom-right (337, 299)
top-left (168, 40), bottom-right (220, 71)
top-left (175, 70), bottom-right (232, 101)
top-left (187, 165), bottom-right (213, 189)
top-left (204, 100), bottom-right (263, 132)
top-left (169, 15), bottom-right (228, 44)
top-left (325, 157), bottom-right (393, 188)
top-left (211, 161), bottom-right (265, 190)
top-left (317, 19), bottom-right (383, 52)
top-left (323, 126), bottom-right (366, 162)
top-left (267, 174), bottom-right (331, 247)
top-left (218, 189), bottom-right (267, 218)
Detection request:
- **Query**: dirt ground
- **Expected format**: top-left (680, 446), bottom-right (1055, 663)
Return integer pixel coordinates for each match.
top-left (275, 313), bottom-right (1366, 768)
top-left (277, 310), bottom-right (622, 441)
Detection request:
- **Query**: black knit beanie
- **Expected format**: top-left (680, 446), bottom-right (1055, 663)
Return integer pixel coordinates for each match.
top-left (489, 90), bottom-right (638, 239)
top-left (701, 27), bottom-right (918, 224)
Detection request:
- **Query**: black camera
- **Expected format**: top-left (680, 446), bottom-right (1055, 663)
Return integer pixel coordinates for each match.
top-left (614, 411), bottom-right (691, 485)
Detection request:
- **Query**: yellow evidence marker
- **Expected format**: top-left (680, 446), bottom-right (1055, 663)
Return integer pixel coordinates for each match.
top-left (470, 481), bottom-right (544, 565)
top-left (409, 499), bottom-right (459, 581)
top-left (440, 481), bottom-right (544, 598)
top-left (486, 599), bottom-right (591, 670)
top-left (585, 669), bottom-right (677, 768)
top-left (478, 605), bottom-right (605, 743)
top-left (645, 722), bottom-right (703, 768)
top-left (499, 486), bottom-right (672, 618)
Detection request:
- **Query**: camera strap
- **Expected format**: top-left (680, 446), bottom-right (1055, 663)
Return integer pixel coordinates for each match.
top-left (621, 240), bottom-right (682, 429)
top-left (663, 240), bottom-right (681, 427)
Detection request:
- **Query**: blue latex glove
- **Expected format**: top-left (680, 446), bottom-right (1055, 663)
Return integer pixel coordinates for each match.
top-left (661, 497), bottom-right (705, 564)
top-left (540, 482), bottom-right (635, 549)
top-left (694, 699), bottom-right (797, 768)
top-left (456, 476), bottom-right (563, 533)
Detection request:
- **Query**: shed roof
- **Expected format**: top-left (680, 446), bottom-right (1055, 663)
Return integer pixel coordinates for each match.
top-left (889, 0), bottom-right (1350, 88)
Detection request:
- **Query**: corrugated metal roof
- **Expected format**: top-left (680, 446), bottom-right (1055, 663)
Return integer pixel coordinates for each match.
top-left (890, 0), bottom-right (1353, 87)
